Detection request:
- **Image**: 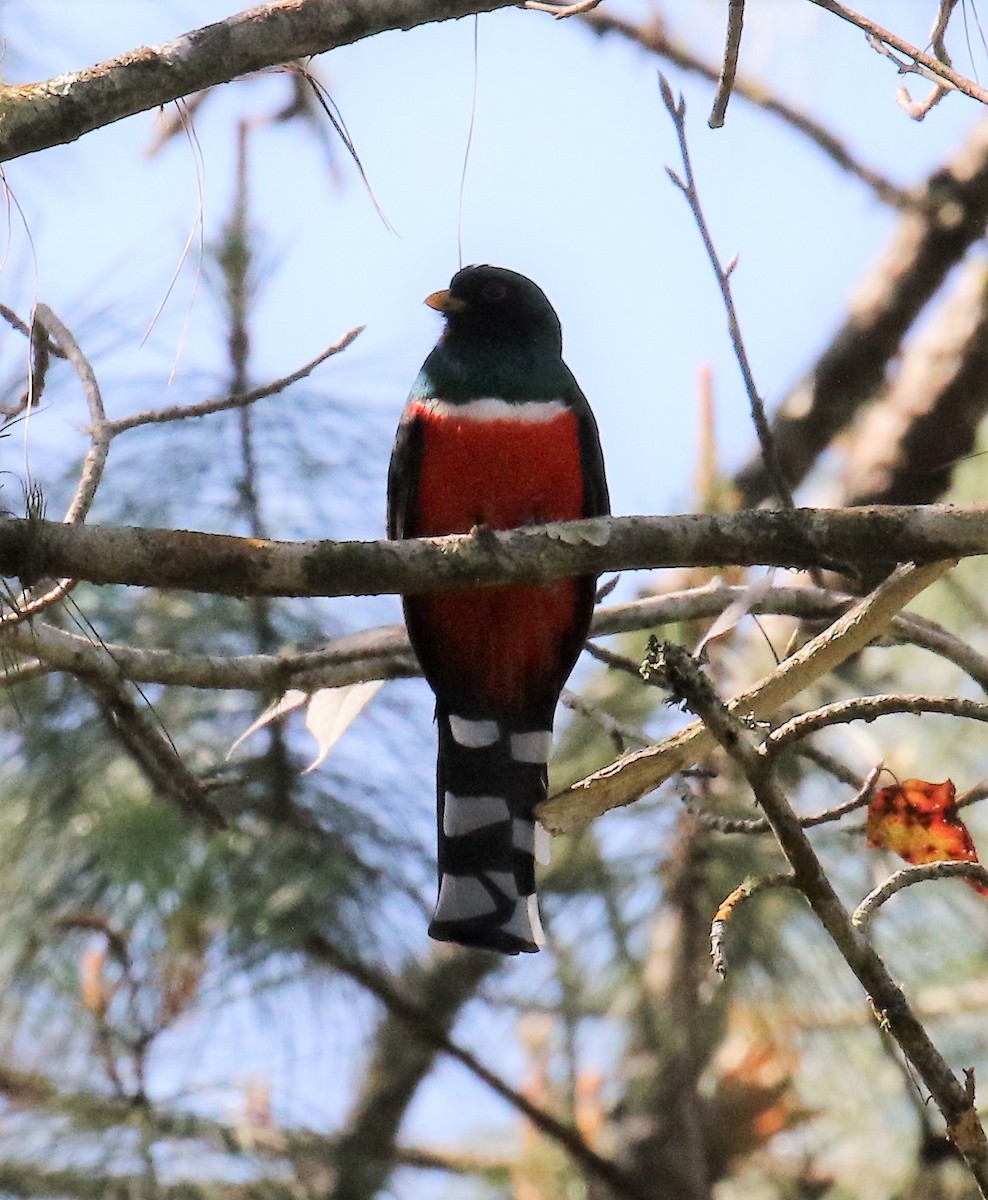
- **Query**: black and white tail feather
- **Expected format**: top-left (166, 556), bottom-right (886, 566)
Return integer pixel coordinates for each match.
top-left (430, 709), bottom-right (551, 954)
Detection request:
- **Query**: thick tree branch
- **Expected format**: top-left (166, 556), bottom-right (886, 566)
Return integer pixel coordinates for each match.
top-left (0, 507), bottom-right (985, 599)
top-left (735, 116), bottom-right (988, 506)
top-left (0, 0), bottom-right (517, 163)
top-left (837, 254), bottom-right (988, 509)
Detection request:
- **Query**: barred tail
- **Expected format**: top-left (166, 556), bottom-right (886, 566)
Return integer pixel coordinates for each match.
top-left (429, 710), bottom-right (552, 955)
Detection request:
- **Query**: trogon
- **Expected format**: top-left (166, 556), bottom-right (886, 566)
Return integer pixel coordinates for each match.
top-left (388, 265), bottom-right (610, 954)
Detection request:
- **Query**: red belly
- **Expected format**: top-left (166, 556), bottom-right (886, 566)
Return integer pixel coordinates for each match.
top-left (406, 402), bottom-right (588, 716)
top-left (409, 401), bottom-right (586, 531)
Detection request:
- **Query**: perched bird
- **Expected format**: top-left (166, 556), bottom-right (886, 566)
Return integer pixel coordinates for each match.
top-left (388, 265), bottom-right (610, 954)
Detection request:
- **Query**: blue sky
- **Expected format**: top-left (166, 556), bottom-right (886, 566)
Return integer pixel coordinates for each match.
top-left (5, 0), bottom-right (982, 529)
top-left (3, 0), bottom-right (988, 1190)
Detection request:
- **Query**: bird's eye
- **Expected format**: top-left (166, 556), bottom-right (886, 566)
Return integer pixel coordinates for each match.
top-left (481, 280), bottom-right (508, 302)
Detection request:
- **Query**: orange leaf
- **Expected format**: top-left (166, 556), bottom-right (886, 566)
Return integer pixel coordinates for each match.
top-left (866, 779), bottom-right (988, 897)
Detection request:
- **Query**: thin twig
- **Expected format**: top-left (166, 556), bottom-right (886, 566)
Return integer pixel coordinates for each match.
top-left (894, 0), bottom-right (961, 119)
top-left (709, 0), bottom-right (744, 128)
top-left (0, 306), bottom-right (111, 628)
top-left (34, 305), bottom-right (110, 524)
top-left (763, 694), bottom-right (988, 757)
top-left (709, 872), bottom-right (795, 976)
top-left (106, 326), bottom-right (364, 435)
top-left (83, 672), bottom-right (226, 829)
top-left (808, 0), bottom-right (988, 106)
top-left (686, 762), bottom-right (882, 835)
top-left (794, 742), bottom-right (868, 789)
top-left (659, 76), bottom-right (796, 512)
top-left (581, 10), bottom-right (913, 209)
top-left (853, 861), bottom-right (988, 931)
top-left (560, 686), bottom-right (652, 749)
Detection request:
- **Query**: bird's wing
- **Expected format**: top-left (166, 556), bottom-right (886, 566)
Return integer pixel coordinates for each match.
top-left (386, 405), bottom-right (424, 540)
top-left (567, 376), bottom-right (611, 519)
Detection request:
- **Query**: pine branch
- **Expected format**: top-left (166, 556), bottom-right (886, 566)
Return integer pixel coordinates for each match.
top-left (332, 946), bottom-right (500, 1200)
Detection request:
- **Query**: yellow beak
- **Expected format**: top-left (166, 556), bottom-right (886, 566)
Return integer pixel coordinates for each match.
top-left (425, 288), bottom-right (469, 314)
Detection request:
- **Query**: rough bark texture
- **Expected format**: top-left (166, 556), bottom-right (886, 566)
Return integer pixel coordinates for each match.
top-left (0, 507), bottom-right (985, 598)
top-left (0, 0), bottom-right (516, 162)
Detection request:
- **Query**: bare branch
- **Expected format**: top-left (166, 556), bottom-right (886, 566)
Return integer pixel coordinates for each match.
top-left (106, 326), bottom-right (364, 435)
top-left (661, 77), bottom-right (795, 511)
top-left (708, 0), bottom-right (745, 128)
top-left (687, 762), bottom-right (883, 835)
top-left (807, 0), bottom-right (988, 106)
top-left (580, 10), bottom-right (912, 208)
top-left (4, 565), bottom-right (987, 707)
top-left (736, 117), bottom-right (988, 505)
top-left (1, 616), bottom-right (415, 693)
top-left (332, 946), bottom-right (501, 1200)
top-left (709, 872), bottom-right (795, 977)
top-left (853, 861), bottom-right (988, 931)
top-left (837, 254), bottom-right (988, 510)
top-left (34, 305), bottom-right (109, 524)
top-left (0, 1), bottom-right (521, 164)
top-left (81, 672), bottom-right (226, 829)
top-left (306, 933), bottom-right (649, 1200)
top-left (0, 307), bottom-right (111, 629)
top-left (764, 694), bottom-right (988, 757)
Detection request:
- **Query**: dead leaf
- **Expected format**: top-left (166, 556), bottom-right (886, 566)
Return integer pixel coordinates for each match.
top-left (867, 779), bottom-right (988, 897)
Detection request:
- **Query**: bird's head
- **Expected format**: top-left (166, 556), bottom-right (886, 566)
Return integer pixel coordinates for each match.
top-left (426, 265), bottom-right (563, 355)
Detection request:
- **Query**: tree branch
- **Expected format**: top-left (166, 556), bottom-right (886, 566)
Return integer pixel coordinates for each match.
top-left (544, 560), bottom-right (952, 832)
top-left (853, 861), bottom-right (988, 931)
top-left (0, 1), bottom-right (523, 163)
top-left (306, 932), bottom-right (648, 1200)
top-left (735, 116), bottom-right (988, 505)
top-left (0, 508), bottom-right (984, 599)
top-left (332, 946), bottom-right (500, 1200)
top-left (580, 9), bottom-right (913, 208)
top-left (807, 0), bottom-right (988, 107)
top-left (837, 254), bottom-right (988, 510)
top-left (652, 639), bottom-right (988, 1188)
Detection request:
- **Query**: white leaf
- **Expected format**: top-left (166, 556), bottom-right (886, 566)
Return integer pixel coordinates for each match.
top-left (303, 680), bottom-right (383, 772)
top-left (227, 690), bottom-right (308, 760)
top-left (695, 570), bottom-right (776, 656)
